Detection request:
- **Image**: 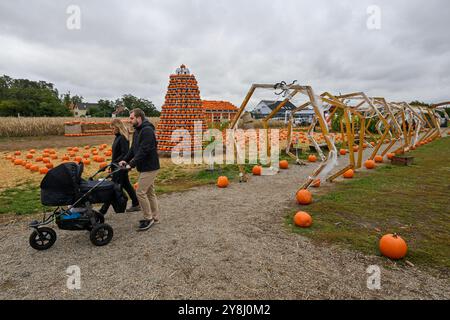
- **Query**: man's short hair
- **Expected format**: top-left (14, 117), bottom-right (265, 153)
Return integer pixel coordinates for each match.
top-left (131, 108), bottom-right (145, 120)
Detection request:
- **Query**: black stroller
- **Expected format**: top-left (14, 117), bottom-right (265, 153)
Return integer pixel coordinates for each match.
top-left (28, 162), bottom-right (128, 250)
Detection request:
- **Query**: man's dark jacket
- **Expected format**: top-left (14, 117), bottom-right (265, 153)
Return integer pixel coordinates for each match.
top-left (124, 119), bottom-right (160, 172)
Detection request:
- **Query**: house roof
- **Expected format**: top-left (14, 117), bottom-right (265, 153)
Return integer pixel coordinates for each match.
top-left (202, 100), bottom-right (238, 112)
top-left (75, 103), bottom-right (98, 110)
top-left (258, 100), bottom-right (297, 111)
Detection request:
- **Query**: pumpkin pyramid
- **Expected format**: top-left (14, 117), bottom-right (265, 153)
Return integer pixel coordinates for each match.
top-left (156, 65), bottom-right (207, 154)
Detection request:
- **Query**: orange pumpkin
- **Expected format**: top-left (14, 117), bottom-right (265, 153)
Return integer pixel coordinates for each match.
top-left (343, 169), bottom-right (354, 179)
top-left (99, 162), bottom-right (108, 169)
top-left (30, 165), bottom-right (39, 172)
top-left (14, 151), bottom-right (21, 156)
top-left (217, 176), bottom-right (229, 188)
top-left (35, 156), bottom-right (43, 162)
top-left (29, 149), bottom-right (36, 154)
top-left (83, 153), bottom-right (90, 159)
top-left (293, 211), bottom-right (313, 228)
top-left (387, 153), bottom-right (395, 160)
top-left (82, 159), bottom-right (91, 165)
top-left (26, 154), bottom-right (33, 159)
top-left (62, 155), bottom-right (70, 161)
top-left (379, 234), bottom-right (408, 260)
top-left (296, 189), bottom-right (312, 205)
top-left (45, 163), bottom-right (54, 169)
top-left (42, 158), bottom-right (50, 164)
top-left (308, 155), bottom-right (317, 163)
top-left (25, 163), bottom-right (33, 169)
top-left (339, 149), bottom-right (347, 156)
top-left (374, 155), bottom-right (383, 163)
top-left (14, 159), bottom-right (23, 165)
top-left (39, 167), bottom-right (49, 175)
top-left (252, 165), bottom-right (262, 176)
top-left (279, 160), bottom-right (289, 169)
top-left (311, 179), bottom-right (321, 188)
top-left (364, 159), bottom-right (376, 169)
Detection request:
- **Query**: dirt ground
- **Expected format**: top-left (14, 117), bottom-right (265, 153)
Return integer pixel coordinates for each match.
top-left (0, 142), bottom-right (449, 300)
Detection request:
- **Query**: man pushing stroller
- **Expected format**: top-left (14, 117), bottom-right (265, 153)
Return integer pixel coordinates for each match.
top-left (119, 108), bottom-right (161, 232)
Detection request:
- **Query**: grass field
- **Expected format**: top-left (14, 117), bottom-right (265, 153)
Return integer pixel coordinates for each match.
top-left (286, 137), bottom-right (450, 274)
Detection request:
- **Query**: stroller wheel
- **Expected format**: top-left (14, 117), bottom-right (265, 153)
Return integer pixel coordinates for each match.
top-left (86, 211), bottom-right (105, 231)
top-left (29, 227), bottom-right (57, 251)
top-left (89, 224), bottom-right (113, 246)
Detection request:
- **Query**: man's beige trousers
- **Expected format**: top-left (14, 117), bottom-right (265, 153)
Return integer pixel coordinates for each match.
top-left (136, 170), bottom-right (160, 221)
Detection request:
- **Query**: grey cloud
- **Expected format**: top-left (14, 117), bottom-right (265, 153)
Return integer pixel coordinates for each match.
top-left (0, 0), bottom-right (449, 108)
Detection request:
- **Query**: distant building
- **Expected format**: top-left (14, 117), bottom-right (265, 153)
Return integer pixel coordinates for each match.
top-left (69, 102), bottom-right (98, 117)
top-left (251, 100), bottom-right (297, 120)
top-left (112, 104), bottom-right (127, 117)
top-left (251, 100), bottom-right (315, 123)
top-left (202, 100), bottom-right (239, 123)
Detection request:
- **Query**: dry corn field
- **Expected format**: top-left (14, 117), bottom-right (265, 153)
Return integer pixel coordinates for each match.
top-left (0, 117), bottom-right (160, 137)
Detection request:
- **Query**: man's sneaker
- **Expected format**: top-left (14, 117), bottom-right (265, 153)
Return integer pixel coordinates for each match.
top-left (126, 205), bottom-right (141, 213)
top-left (137, 219), bottom-right (154, 231)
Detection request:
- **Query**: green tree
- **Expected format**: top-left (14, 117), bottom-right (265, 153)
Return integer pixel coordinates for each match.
top-left (87, 99), bottom-right (115, 117)
top-left (120, 94), bottom-right (160, 117)
top-left (0, 75), bottom-right (72, 116)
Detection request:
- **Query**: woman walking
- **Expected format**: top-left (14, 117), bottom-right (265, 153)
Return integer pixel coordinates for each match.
top-left (99, 119), bottom-right (140, 215)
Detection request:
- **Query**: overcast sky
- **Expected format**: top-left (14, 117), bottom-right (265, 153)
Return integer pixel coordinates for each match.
top-left (1, 0), bottom-right (449, 109)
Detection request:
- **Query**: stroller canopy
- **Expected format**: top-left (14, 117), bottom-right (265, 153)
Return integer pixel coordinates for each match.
top-left (40, 162), bottom-right (83, 192)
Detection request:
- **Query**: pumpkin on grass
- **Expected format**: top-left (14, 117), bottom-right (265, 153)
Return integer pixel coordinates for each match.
top-left (252, 165), bottom-right (262, 176)
top-left (379, 233), bottom-right (408, 260)
top-left (311, 179), bottom-right (320, 188)
top-left (293, 211), bottom-right (313, 228)
top-left (39, 167), bottom-right (49, 175)
top-left (374, 155), bottom-right (383, 163)
top-left (217, 176), bottom-right (229, 188)
top-left (296, 189), bottom-right (312, 205)
top-left (279, 160), bottom-right (289, 169)
top-left (364, 159), bottom-right (376, 169)
top-left (387, 153), bottom-right (395, 160)
top-left (308, 155), bottom-right (317, 163)
top-left (343, 169), bottom-right (354, 179)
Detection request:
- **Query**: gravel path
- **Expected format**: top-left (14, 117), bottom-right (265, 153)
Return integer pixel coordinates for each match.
top-left (0, 144), bottom-right (449, 300)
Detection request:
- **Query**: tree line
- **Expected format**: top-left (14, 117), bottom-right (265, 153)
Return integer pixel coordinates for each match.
top-left (0, 75), bottom-right (160, 117)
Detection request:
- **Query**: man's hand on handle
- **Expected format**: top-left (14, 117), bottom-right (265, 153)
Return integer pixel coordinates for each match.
top-left (118, 160), bottom-right (132, 171)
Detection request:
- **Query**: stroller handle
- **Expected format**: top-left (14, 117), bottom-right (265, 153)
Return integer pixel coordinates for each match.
top-left (89, 162), bottom-right (130, 180)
